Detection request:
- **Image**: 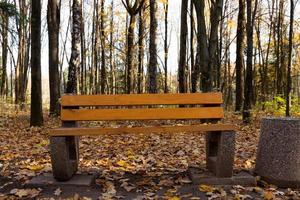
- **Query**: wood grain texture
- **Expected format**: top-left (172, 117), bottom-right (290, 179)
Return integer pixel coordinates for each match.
top-left (61, 93), bottom-right (223, 106)
top-left (50, 124), bottom-right (236, 136)
top-left (61, 107), bottom-right (224, 121)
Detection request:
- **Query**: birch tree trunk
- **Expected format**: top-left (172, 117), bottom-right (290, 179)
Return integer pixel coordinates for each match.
top-left (66, 0), bottom-right (82, 94)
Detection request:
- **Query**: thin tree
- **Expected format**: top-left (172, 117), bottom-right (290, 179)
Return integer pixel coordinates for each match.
top-left (148, 0), bottom-right (158, 93)
top-left (235, 0), bottom-right (246, 111)
top-left (30, 0), bottom-right (43, 126)
top-left (1, 8), bottom-right (9, 96)
top-left (193, 0), bottom-right (210, 92)
top-left (80, 1), bottom-right (86, 94)
top-left (66, 0), bottom-right (82, 93)
top-left (47, 0), bottom-right (60, 116)
top-left (286, 0), bottom-right (294, 117)
top-left (137, 3), bottom-right (145, 94)
top-left (109, 1), bottom-right (115, 94)
top-left (178, 0), bottom-right (188, 93)
top-left (209, 0), bottom-right (223, 88)
top-left (100, 0), bottom-right (106, 94)
top-left (190, 0), bottom-right (196, 93)
top-left (243, 0), bottom-right (257, 123)
top-left (164, 0), bottom-right (169, 93)
top-left (122, 0), bottom-right (145, 94)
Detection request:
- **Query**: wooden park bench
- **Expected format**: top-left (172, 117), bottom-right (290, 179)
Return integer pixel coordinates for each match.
top-left (49, 92), bottom-right (236, 181)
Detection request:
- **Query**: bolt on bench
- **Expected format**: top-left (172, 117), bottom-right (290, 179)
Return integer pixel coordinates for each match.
top-left (49, 92), bottom-right (236, 181)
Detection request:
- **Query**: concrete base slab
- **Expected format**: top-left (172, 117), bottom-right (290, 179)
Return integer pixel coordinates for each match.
top-left (26, 173), bottom-right (96, 187)
top-left (188, 168), bottom-right (256, 186)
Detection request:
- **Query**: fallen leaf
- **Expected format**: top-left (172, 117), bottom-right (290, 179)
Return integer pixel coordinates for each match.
top-left (199, 184), bottom-right (214, 193)
top-left (54, 188), bottom-right (62, 196)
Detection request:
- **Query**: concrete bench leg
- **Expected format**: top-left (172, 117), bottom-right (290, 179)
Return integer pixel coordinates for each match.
top-left (206, 131), bottom-right (235, 177)
top-left (50, 122), bottom-right (79, 181)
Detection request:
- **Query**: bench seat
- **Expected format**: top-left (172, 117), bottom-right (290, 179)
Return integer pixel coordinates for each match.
top-left (49, 92), bottom-right (236, 181)
top-left (51, 124), bottom-right (236, 136)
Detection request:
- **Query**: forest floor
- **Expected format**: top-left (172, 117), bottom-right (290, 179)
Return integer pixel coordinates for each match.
top-left (0, 103), bottom-right (299, 199)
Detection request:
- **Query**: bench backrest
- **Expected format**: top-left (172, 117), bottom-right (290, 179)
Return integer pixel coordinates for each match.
top-left (60, 93), bottom-right (224, 121)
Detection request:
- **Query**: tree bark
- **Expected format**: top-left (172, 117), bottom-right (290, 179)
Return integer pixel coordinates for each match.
top-left (66, 0), bottom-right (82, 94)
top-left (178, 0), bottom-right (188, 93)
top-left (122, 0), bottom-right (144, 94)
top-left (209, 0), bottom-right (223, 89)
top-left (148, 0), bottom-right (158, 93)
top-left (235, 0), bottom-right (245, 111)
top-left (30, 0), bottom-right (43, 126)
top-left (100, 0), bottom-right (106, 94)
top-left (286, 0), bottom-right (294, 117)
top-left (243, 0), bottom-right (257, 123)
top-left (1, 12), bottom-right (9, 97)
top-left (80, 1), bottom-right (86, 94)
top-left (109, 1), bottom-right (115, 94)
top-left (193, 0), bottom-right (210, 92)
top-left (47, 0), bottom-right (60, 116)
top-left (138, 5), bottom-right (145, 94)
top-left (164, 0), bottom-right (169, 93)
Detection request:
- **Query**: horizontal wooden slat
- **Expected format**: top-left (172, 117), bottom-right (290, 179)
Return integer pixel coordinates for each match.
top-left (50, 124), bottom-right (236, 136)
top-left (61, 107), bottom-right (224, 121)
top-left (61, 93), bottom-right (223, 106)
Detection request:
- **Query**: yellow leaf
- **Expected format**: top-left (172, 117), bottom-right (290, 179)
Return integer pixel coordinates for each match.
top-left (117, 160), bottom-right (127, 167)
top-left (27, 165), bottom-right (44, 171)
top-left (167, 197), bottom-right (180, 200)
top-left (199, 184), bottom-right (214, 193)
top-left (263, 191), bottom-right (275, 200)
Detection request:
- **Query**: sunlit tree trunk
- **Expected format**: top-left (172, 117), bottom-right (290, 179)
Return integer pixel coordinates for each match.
top-left (137, 4), bottom-right (145, 94)
top-left (66, 0), bottom-right (82, 94)
top-left (148, 0), bottom-right (158, 93)
top-left (235, 0), bottom-right (245, 111)
top-left (109, 1), bottom-right (115, 94)
top-left (122, 0), bottom-right (145, 94)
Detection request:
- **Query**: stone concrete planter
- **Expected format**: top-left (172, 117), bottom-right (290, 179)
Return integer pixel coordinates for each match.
top-left (255, 117), bottom-right (300, 188)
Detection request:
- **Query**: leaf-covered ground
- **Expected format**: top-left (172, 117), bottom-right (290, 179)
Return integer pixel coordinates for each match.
top-left (0, 105), bottom-right (299, 199)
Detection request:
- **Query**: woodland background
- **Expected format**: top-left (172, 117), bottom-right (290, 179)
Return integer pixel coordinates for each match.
top-left (0, 0), bottom-right (299, 125)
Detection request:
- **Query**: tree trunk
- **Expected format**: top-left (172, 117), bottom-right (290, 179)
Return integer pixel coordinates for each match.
top-left (164, 0), bottom-right (169, 93)
top-left (30, 0), bottom-right (43, 126)
top-left (66, 0), bottom-right (82, 94)
top-left (109, 1), bottom-right (115, 94)
top-left (126, 15), bottom-right (136, 94)
top-left (80, 1), bottom-right (86, 94)
top-left (190, 1), bottom-right (196, 93)
top-left (148, 0), bottom-right (158, 93)
top-left (178, 0), bottom-right (188, 93)
top-left (286, 0), bottom-right (294, 117)
top-left (15, 0), bottom-right (30, 108)
top-left (209, 0), bottom-right (223, 89)
top-left (193, 0), bottom-right (210, 92)
top-left (235, 0), bottom-right (245, 111)
top-left (47, 0), bottom-right (60, 116)
top-left (138, 5), bottom-right (145, 94)
top-left (100, 0), bottom-right (106, 94)
top-left (1, 12), bottom-right (8, 97)
top-left (243, 0), bottom-right (257, 123)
